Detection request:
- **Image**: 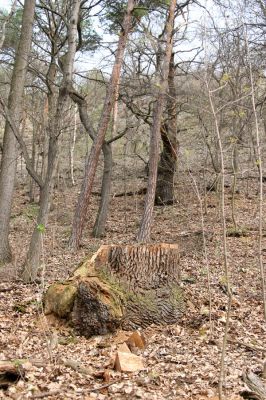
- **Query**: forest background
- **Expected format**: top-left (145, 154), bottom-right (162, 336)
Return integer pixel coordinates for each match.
top-left (0, 0), bottom-right (265, 399)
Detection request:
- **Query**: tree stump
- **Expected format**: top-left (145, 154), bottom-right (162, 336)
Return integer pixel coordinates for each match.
top-left (44, 244), bottom-right (183, 338)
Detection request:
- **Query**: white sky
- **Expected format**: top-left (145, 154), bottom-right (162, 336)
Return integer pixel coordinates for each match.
top-left (1, 0), bottom-right (12, 11)
top-left (0, 0), bottom-right (220, 73)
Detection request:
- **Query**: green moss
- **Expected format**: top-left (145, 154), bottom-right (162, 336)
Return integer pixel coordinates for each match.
top-left (44, 283), bottom-right (77, 318)
top-left (73, 261), bottom-right (90, 277)
top-left (226, 227), bottom-right (248, 237)
top-left (98, 266), bottom-right (128, 303)
top-left (169, 285), bottom-right (184, 308)
top-left (127, 290), bottom-right (158, 312)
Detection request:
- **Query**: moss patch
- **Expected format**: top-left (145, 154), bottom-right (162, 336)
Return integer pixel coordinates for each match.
top-left (44, 283), bottom-right (77, 318)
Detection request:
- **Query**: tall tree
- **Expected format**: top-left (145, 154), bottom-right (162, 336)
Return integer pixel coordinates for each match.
top-left (137, 0), bottom-right (177, 242)
top-left (155, 52), bottom-right (178, 205)
top-left (0, 0), bottom-right (36, 264)
top-left (69, 0), bottom-right (136, 250)
top-left (21, 0), bottom-right (81, 282)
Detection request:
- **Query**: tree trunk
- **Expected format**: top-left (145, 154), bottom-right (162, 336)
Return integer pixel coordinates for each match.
top-left (44, 243), bottom-right (183, 337)
top-left (21, 0), bottom-right (81, 281)
top-left (0, 0), bottom-right (35, 264)
top-left (137, 0), bottom-right (177, 242)
top-left (69, 105), bottom-right (77, 186)
top-left (69, 0), bottom-right (136, 250)
top-left (155, 53), bottom-right (178, 205)
top-left (92, 141), bottom-right (113, 238)
top-left (21, 136), bottom-right (58, 282)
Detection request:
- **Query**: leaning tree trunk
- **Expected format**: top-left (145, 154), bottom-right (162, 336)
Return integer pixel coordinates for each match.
top-left (155, 52), bottom-right (178, 205)
top-left (44, 243), bottom-right (183, 337)
top-left (69, 0), bottom-right (136, 250)
top-left (137, 0), bottom-right (177, 242)
top-left (0, 0), bottom-right (35, 264)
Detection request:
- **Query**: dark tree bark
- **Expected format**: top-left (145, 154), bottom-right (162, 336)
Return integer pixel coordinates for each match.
top-left (137, 0), bottom-right (177, 242)
top-left (69, 0), bottom-right (136, 250)
top-left (155, 53), bottom-right (178, 205)
top-left (0, 0), bottom-right (36, 264)
top-left (92, 142), bottom-right (113, 238)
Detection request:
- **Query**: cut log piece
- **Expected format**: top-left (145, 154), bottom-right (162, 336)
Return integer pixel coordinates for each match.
top-left (44, 244), bottom-right (183, 338)
top-left (243, 370), bottom-right (266, 400)
top-left (0, 361), bottom-right (25, 389)
top-left (44, 283), bottom-right (77, 318)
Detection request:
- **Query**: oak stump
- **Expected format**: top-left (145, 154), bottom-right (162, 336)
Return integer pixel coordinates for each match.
top-left (44, 243), bottom-right (183, 338)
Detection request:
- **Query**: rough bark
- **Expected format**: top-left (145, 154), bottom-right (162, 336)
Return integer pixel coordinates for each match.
top-left (0, 0), bottom-right (36, 264)
top-left (69, 0), bottom-right (136, 250)
top-left (155, 53), bottom-right (178, 205)
top-left (44, 244), bottom-right (183, 337)
top-left (243, 370), bottom-right (266, 400)
top-left (137, 0), bottom-right (177, 242)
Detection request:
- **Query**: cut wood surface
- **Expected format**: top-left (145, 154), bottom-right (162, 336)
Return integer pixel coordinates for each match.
top-left (44, 243), bottom-right (183, 337)
top-left (114, 351), bottom-right (144, 372)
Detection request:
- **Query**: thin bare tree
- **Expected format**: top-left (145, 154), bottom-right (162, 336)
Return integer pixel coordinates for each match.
top-left (137, 0), bottom-right (177, 242)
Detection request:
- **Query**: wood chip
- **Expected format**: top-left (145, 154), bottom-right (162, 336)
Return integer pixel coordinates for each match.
top-left (114, 351), bottom-right (144, 372)
top-left (126, 331), bottom-right (146, 350)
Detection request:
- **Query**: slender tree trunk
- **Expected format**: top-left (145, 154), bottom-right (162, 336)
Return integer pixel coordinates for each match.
top-left (137, 0), bottom-right (177, 242)
top-left (69, 0), bottom-right (136, 250)
top-left (155, 52), bottom-right (178, 205)
top-left (0, 0), bottom-right (17, 50)
top-left (0, 0), bottom-right (35, 264)
top-left (69, 105), bottom-right (77, 186)
top-left (21, 0), bottom-right (81, 281)
top-left (93, 90), bottom-right (119, 237)
top-left (22, 136), bottom-right (58, 282)
top-left (92, 142), bottom-right (113, 237)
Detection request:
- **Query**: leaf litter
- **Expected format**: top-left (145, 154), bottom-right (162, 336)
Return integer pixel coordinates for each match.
top-left (0, 170), bottom-right (265, 399)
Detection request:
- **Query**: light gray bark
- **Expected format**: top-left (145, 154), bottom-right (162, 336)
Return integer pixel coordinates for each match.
top-left (0, 0), bottom-right (36, 264)
top-left (22, 0), bottom-right (81, 281)
top-left (137, 0), bottom-right (177, 242)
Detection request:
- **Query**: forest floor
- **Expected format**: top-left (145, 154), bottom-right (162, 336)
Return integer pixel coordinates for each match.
top-left (0, 166), bottom-right (265, 400)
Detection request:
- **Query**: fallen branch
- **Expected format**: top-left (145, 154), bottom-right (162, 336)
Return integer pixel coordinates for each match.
top-left (243, 370), bottom-right (266, 400)
top-left (0, 287), bottom-right (13, 293)
top-left (89, 379), bottom-right (122, 392)
top-left (91, 188), bottom-right (147, 198)
top-left (228, 338), bottom-right (266, 354)
top-left (62, 359), bottom-right (92, 375)
top-left (31, 389), bottom-right (61, 399)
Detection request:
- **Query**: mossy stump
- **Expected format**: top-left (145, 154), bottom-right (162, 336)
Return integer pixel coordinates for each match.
top-left (44, 244), bottom-right (183, 338)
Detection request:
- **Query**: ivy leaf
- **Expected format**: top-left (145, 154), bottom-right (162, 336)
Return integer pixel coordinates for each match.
top-left (37, 224), bottom-right (45, 233)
